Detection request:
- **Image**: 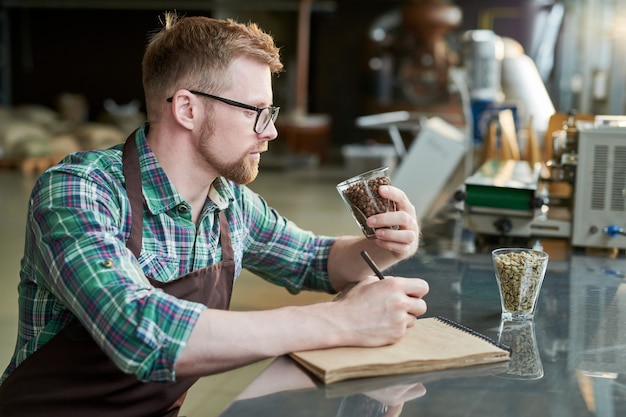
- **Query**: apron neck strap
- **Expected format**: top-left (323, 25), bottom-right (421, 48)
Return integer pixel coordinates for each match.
top-left (122, 132), bottom-right (144, 259)
top-left (122, 131), bottom-right (233, 262)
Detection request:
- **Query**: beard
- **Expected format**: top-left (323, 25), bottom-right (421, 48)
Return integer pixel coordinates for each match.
top-left (198, 123), bottom-right (260, 185)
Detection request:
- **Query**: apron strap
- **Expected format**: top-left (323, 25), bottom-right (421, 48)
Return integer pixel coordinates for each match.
top-left (124, 129), bottom-right (233, 265)
top-left (0, 129), bottom-right (237, 417)
top-left (218, 211), bottom-right (234, 262)
top-left (122, 131), bottom-right (145, 259)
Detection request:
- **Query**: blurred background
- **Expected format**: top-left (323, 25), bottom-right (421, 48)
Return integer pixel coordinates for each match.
top-left (2, 1), bottom-right (626, 415)
top-left (1, 0), bottom-right (625, 162)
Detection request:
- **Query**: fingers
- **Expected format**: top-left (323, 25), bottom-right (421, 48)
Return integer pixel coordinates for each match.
top-left (368, 215), bottom-right (419, 256)
top-left (367, 185), bottom-right (420, 255)
top-left (404, 296), bottom-right (427, 319)
top-left (398, 277), bottom-right (428, 318)
top-left (357, 275), bottom-right (429, 300)
top-left (380, 277), bottom-right (429, 319)
top-left (338, 277), bottom-right (428, 344)
top-left (378, 185), bottom-right (415, 216)
top-left (405, 277), bottom-right (429, 298)
top-left (368, 211), bottom-right (418, 237)
top-left (364, 382), bottom-right (426, 406)
top-left (409, 299), bottom-right (427, 318)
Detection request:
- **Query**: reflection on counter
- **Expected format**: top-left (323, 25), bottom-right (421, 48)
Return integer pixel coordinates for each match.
top-left (497, 319), bottom-right (543, 380)
top-left (218, 251), bottom-right (626, 417)
top-left (568, 255), bottom-right (626, 417)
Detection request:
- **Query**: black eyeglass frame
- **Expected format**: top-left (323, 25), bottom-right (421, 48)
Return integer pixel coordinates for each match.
top-left (166, 90), bottom-right (280, 134)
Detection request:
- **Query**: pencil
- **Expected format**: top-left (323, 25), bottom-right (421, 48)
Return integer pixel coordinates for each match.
top-left (360, 250), bottom-right (385, 280)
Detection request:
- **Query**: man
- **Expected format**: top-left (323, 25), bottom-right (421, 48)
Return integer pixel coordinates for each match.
top-left (0, 13), bottom-right (428, 416)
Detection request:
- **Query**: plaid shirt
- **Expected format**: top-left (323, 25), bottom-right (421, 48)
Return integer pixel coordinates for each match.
top-left (1, 124), bottom-right (335, 384)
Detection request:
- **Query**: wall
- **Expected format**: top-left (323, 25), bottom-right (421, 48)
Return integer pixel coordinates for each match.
top-left (4, 1), bottom-right (537, 154)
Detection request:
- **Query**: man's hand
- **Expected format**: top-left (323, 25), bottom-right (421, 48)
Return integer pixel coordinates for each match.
top-left (331, 275), bottom-right (429, 347)
top-left (366, 185), bottom-right (420, 258)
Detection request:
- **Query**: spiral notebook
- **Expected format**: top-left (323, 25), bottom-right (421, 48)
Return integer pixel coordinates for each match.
top-left (289, 316), bottom-right (511, 384)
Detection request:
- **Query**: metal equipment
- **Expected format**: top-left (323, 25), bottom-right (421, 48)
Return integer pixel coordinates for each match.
top-left (459, 116), bottom-right (626, 250)
top-left (571, 122), bottom-right (626, 248)
top-left (354, 112), bottom-right (468, 222)
top-left (460, 159), bottom-right (570, 239)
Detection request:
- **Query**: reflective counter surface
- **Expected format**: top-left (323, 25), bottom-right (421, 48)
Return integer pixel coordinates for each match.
top-left (218, 251), bottom-right (626, 417)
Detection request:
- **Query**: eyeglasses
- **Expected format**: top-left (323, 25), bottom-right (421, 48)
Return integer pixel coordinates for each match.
top-left (167, 90), bottom-right (280, 134)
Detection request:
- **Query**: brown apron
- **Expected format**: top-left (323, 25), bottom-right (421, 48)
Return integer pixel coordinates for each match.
top-left (0, 134), bottom-right (235, 416)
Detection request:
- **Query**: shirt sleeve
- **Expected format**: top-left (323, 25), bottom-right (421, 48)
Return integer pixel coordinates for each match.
top-left (26, 158), bottom-right (205, 383)
top-left (237, 185), bottom-right (337, 294)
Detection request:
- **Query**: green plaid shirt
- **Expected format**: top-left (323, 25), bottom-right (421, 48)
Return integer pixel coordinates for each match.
top-left (1, 124), bottom-right (335, 384)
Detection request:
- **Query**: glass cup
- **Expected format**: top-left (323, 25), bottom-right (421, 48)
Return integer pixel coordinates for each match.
top-left (336, 166), bottom-right (396, 239)
top-left (492, 248), bottom-right (549, 320)
top-left (496, 319), bottom-right (544, 380)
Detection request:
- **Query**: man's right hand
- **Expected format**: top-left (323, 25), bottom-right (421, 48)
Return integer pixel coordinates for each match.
top-left (330, 275), bottom-right (429, 347)
top-left (175, 275), bottom-right (428, 378)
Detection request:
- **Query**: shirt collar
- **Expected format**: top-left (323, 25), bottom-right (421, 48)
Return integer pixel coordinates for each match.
top-left (134, 124), bottom-right (233, 214)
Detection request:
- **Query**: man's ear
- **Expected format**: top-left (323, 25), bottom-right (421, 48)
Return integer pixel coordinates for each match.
top-left (169, 90), bottom-right (196, 130)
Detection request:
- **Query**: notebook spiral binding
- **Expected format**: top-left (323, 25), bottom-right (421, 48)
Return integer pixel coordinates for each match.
top-left (434, 316), bottom-right (512, 353)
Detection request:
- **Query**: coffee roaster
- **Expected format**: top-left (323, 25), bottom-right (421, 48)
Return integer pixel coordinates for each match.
top-left (460, 159), bottom-right (569, 239)
top-left (458, 116), bottom-right (626, 250)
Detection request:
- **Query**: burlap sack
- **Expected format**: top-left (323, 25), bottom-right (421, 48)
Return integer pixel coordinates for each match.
top-left (0, 120), bottom-right (51, 158)
top-left (73, 122), bottom-right (125, 150)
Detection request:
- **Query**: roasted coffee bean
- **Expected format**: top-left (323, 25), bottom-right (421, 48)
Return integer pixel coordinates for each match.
top-left (342, 176), bottom-right (391, 219)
